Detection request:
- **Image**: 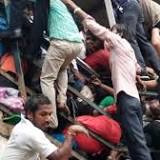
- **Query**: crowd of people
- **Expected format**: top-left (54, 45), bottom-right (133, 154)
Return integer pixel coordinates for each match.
top-left (0, 0), bottom-right (160, 160)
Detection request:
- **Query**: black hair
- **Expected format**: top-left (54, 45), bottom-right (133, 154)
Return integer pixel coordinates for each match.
top-left (111, 23), bottom-right (129, 39)
top-left (85, 31), bottom-right (104, 55)
top-left (86, 31), bottom-right (104, 45)
top-left (24, 94), bottom-right (51, 114)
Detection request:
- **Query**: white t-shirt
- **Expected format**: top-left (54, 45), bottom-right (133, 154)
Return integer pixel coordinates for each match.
top-left (1, 116), bottom-right (57, 160)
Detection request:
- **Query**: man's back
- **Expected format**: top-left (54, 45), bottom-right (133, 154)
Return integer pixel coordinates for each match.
top-left (140, 0), bottom-right (160, 31)
top-left (49, 0), bottom-right (82, 43)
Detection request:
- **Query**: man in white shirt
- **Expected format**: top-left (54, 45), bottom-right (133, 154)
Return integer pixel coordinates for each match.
top-left (1, 94), bottom-right (88, 160)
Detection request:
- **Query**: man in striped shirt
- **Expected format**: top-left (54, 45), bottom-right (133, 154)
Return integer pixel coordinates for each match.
top-left (62, 0), bottom-right (152, 160)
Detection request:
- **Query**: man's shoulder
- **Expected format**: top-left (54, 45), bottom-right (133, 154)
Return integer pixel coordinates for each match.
top-left (12, 118), bottom-right (44, 139)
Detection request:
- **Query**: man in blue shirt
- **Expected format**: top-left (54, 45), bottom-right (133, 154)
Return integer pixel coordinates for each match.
top-left (111, 0), bottom-right (160, 76)
top-left (0, 0), bottom-right (27, 38)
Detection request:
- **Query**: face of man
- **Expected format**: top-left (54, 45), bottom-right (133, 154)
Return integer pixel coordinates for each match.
top-left (85, 33), bottom-right (103, 55)
top-left (149, 100), bottom-right (160, 117)
top-left (85, 34), bottom-right (97, 54)
top-left (28, 104), bottom-right (53, 131)
top-left (146, 99), bottom-right (160, 118)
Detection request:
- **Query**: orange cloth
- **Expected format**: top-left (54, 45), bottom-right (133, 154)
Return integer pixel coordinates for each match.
top-left (0, 53), bottom-right (16, 74)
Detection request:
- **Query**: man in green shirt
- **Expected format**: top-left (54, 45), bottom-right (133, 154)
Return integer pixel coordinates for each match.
top-left (40, 0), bottom-right (83, 128)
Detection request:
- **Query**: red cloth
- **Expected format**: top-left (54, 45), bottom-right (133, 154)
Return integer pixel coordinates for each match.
top-left (84, 49), bottom-right (110, 71)
top-left (75, 133), bottom-right (105, 154)
top-left (0, 53), bottom-right (28, 74)
top-left (76, 115), bottom-right (121, 144)
top-left (104, 104), bottom-right (117, 115)
top-left (63, 127), bottom-right (105, 154)
top-left (0, 53), bottom-right (16, 74)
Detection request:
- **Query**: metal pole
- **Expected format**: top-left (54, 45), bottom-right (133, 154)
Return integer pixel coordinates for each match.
top-left (104, 0), bottom-right (116, 28)
top-left (3, 0), bottom-right (27, 99)
top-left (12, 41), bottom-right (27, 99)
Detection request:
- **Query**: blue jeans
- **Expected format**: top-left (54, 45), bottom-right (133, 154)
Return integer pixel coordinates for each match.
top-left (136, 23), bottom-right (160, 74)
top-left (117, 0), bottom-right (160, 74)
top-left (117, 92), bottom-right (152, 160)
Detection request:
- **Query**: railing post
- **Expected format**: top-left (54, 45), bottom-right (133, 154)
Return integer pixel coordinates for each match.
top-left (104, 0), bottom-right (116, 28)
top-left (3, 0), bottom-right (27, 99)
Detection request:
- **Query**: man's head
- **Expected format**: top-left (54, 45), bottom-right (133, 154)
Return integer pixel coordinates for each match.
top-left (85, 31), bottom-right (104, 55)
top-left (145, 99), bottom-right (160, 118)
top-left (111, 23), bottom-right (129, 39)
top-left (24, 95), bottom-right (53, 131)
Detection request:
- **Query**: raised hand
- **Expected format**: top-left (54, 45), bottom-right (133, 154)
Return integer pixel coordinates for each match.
top-left (67, 124), bottom-right (89, 136)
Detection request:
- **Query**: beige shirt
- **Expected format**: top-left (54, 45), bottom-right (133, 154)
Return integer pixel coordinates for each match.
top-left (83, 18), bottom-right (140, 100)
top-left (140, 0), bottom-right (160, 32)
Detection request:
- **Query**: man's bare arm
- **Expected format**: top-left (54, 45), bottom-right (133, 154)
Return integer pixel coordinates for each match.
top-left (47, 125), bottom-right (89, 160)
top-left (61, 0), bottom-right (89, 20)
top-left (62, 0), bottom-right (115, 42)
top-left (47, 134), bottom-right (72, 160)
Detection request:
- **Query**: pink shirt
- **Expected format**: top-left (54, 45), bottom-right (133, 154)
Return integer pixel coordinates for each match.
top-left (83, 18), bottom-right (140, 100)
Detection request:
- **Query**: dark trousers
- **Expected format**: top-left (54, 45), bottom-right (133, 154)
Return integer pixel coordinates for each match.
top-left (27, 0), bottom-right (49, 58)
top-left (117, 92), bottom-right (152, 160)
top-left (118, 0), bottom-right (160, 74)
top-left (136, 23), bottom-right (160, 74)
top-left (9, 0), bottom-right (26, 29)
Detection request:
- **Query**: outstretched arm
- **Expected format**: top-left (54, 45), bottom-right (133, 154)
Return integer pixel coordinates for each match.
top-left (62, 0), bottom-right (89, 20)
top-left (47, 125), bottom-right (88, 160)
top-left (62, 0), bottom-right (114, 41)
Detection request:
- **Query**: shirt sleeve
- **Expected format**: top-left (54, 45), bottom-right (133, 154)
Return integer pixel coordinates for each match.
top-left (82, 17), bottom-right (113, 41)
top-left (29, 130), bottom-right (58, 158)
top-left (82, 17), bottom-right (120, 48)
